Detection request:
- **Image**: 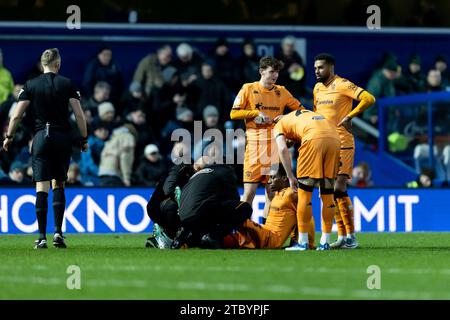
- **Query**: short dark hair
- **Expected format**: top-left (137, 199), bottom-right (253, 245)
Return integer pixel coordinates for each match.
top-left (421, 168), bottom-right (436, 180)
top-left (314, 53), bottom-right (335, 66)
top-left (94, 81), bottom-right (111, 92)
top-left (98, 45), bottom-right (112, 54)
top-left (157, 44), bottom-right (171, 54)
top-left (259, 56), bottom-right (284, 71)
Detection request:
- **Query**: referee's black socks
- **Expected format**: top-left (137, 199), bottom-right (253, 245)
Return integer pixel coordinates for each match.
top-left (36, 191), bottom-right (48, 240)
top-left (53, 188), bottom-right (66, 235)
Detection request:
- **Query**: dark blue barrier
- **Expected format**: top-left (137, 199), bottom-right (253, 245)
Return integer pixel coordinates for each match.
top-left (0, 187), bottom-right (449, 234)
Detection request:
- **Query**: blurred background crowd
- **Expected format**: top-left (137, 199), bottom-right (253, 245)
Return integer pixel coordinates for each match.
top-left (1, 34), bottom-right (449, 187)
top-left (0, 0), bottom-right (448, 27)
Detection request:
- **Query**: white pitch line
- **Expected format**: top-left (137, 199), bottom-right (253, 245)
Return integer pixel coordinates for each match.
top-left (2, 264), bottom-right (450, 276)
top-left (0, 275), bottom-right (449, 299)
top-left (0, 275), bottom-right (62, 286)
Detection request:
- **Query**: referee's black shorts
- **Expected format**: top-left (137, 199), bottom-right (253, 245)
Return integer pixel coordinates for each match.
top-left (31, 129), bottom-right (72, 182)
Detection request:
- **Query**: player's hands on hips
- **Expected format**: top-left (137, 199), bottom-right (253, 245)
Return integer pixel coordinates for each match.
top-left (273, 115), bottom-right (284, 123)
top-left (2, 137), bottom-right (12, 152)
top-left (338, 116), bottom-right (352, 133)
top-left (288, 174), bottom-right (298, 192)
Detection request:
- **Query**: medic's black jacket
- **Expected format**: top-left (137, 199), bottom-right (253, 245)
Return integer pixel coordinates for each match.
top-left (179, 164), bottom-right (240, 221)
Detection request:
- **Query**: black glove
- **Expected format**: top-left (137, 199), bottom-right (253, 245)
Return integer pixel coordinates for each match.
top-left (74, 136), bottom-right (88, 148)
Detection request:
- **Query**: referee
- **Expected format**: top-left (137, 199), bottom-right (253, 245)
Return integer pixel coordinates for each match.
top-left (2, 48), bottom-right (88, 249)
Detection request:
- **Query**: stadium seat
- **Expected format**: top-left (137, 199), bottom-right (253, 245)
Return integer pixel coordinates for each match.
top-left (413, 144), bottom-right (446, 181)
top-left (442, 145), bottom-right (450, 182)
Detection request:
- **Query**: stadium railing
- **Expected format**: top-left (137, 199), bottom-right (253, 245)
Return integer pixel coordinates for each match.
top-left (377, 91), bottom-right (450, 180)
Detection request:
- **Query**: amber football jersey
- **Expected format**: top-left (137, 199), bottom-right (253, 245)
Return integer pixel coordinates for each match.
top-left (232, 82), bottom-right (302, 140)
top-left (274, 109), bottom-right (339, 144)
top-left (313, 75), bottom-right (364, 147)
top-left (263, 188), bottom-right (297, 237)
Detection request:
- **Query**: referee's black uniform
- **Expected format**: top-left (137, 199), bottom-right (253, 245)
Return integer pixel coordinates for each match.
top-left (18, 71), bottom-right (82, 248)
top-left (19, 72), bottom-right (80, 181)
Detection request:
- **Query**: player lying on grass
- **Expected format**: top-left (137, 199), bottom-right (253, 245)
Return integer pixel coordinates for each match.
top-left (222, 164), bottom-right (315, 249)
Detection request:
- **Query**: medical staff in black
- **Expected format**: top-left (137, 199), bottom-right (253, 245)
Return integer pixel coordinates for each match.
top-left (146, 163), bottom-right (195, 241)
top-left (173, 163), bottom-right (253, 249)
top-left (3, 48), bottom-right (88, 249)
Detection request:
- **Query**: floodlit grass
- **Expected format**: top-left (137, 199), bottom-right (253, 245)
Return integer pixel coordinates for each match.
top-left (0, 233), bottom-right (449, 299)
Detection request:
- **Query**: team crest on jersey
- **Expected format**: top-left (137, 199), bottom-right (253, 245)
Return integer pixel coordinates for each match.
top-left (274, 89), bottom-right (281, 97)
top-left (245, 171), bottom-right (252, 178)
top-left (331, 84), bottom-right (336, 90)
top-left (348, 83), bottom-right (357, 92)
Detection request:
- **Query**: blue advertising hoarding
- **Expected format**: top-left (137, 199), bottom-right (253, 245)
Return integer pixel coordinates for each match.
top-left (0, 188), bottom-right (449, 234)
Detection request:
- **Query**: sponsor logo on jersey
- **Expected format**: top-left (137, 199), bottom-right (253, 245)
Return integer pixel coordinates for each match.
top-left (255, 103), bottom-right (281, 111)
top-left (317, 99), bottom-right (334, 105)
top-left (348, 83), bottom-right (358, 92)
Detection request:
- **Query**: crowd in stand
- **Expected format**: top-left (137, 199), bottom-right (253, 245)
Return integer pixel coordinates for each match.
top-left (363, 53), bottom-right (450, 130)
top-left (1, 37), bottom-right (306, 186)
top-left (363, 53), bottom-right (450, 185)
top-left (1, 37), bottom-right (449, 187)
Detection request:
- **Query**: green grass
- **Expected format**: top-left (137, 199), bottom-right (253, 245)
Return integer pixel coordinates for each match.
top-left (0, 233), bottom-right (449, 300)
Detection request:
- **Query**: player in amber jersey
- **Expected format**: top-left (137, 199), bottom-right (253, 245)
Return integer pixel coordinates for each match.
top-left (313, 53), bottom-right (376, 249)
top-left (223, 164), bottom-right (315, 249)
top-left (275, 109), bottom-right (341, 251)
top-left (230, 56), bottom-right (303, 219)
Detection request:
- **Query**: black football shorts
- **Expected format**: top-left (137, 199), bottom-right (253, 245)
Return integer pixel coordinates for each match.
top-left (31, 129), bottom-right (72, 182)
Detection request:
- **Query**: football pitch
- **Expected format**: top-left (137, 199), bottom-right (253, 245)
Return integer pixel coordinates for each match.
top-left (0, 233), bottom-right (449, 300)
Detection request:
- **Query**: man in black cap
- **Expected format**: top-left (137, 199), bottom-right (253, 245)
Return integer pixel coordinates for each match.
top-left (434, 54), bottom-right (449, 87)
top-left (3, 48), bottom-right (88, 249)
top-left (364, 58), bottom-right (400, 126)
top-left (403, 54), bottom-right (426, 93)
